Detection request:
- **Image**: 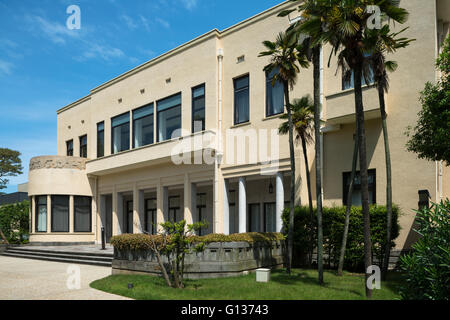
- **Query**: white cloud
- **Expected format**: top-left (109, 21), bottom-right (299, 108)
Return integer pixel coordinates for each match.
top-left (80, 43), bottom-right (124, 61)
top-left (139, 15), bottom-right (151, 32)
top-left (120, 14), bottom-right (138, 30)
top-left (26, 15), bottom-right (80, 44)
top-left (0, 59), bottom-right (14, 75)
top-left (181, 0), bottom-right (198, 11)
top-left (156, 17), bottom-right (170, 29)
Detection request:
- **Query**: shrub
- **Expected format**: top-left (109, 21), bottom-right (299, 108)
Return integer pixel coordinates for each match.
top-left (0, 200), bottom-right (30, 244)
top-left (282, 204), bottom-right (400, 271)
top-left (111, 232), bottom-right (285, 251)
top-left (399, 200), bottom-right (450, 300)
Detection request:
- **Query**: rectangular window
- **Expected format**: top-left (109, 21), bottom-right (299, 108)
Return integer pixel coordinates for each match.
top-left (133, 103), bottom-right (154, 148)
top-left (79, 135), bottom-right (87, 158)
top-left (35, 196), bottom-right (47, 233)
top-left (145, 199), bottom-right (157, 235)
top-left (97, 122), bottom-right (105, 158)
top-left (66, 140), bottom-right (73, 157)
top-left (234, 75), bottom-right (250, 125)
top-left (51, 195), bottom-right (69, 232)
top-left (248, 203), bottom-right (261, 232)
top-left (342, 54), bottom-right (374, 90)
top-left (264, 202), bottom-right (276, 232)
top-left (266, 68), bottom-right (284, 117)
top-left (192, 84), bottom-right (205, 133)
top-left (196, 193), bottom-right (207, 236)
top-left (124, 201), bottom-right (133, 234)
top-left (111, 112), bottom-right (130, 154)
top-left (74, 196), bottom-right (91, 232)
top-left (343, 169), bottom-right (376, 206)
top-left (168, 196), bottom-right (180, 222)
top-left (157, 93), bottom-right (182, 142)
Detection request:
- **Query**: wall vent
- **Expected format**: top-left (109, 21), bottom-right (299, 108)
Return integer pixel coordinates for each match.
top-left (237, 55), bottom-right (245, 63)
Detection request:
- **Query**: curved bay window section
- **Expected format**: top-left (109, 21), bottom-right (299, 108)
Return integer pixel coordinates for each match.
top-left (35, 196), bottom-right (47, 233)
top-left (51, 195), bottom-right (69, 232)
top-left (157, 93), bottom-right (181, 142)
top-left (74, 196), bottom-right (92, 233)
top-left (133, 103), bottom-right (154, 148)
top-left (112, 112), bottom-right (130, 154)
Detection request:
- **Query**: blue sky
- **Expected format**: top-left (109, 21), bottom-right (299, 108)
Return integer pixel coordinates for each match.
top-left (0, 0), bottom-right (284, 193)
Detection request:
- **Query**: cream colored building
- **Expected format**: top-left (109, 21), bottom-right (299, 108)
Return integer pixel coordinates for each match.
top-left (28, 0), bottom-right (449, 252)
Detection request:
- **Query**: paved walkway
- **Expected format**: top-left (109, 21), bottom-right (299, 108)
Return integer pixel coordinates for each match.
top-left (15, 244), bottom-right (114, 254)
top-left (0, 256), bottom-right (130, 300)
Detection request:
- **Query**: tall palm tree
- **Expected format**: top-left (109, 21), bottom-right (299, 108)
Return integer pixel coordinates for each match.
top-left (365, 25), bottom-right (413, 279)
top-left (280, 0), bottom-right (334, 285)
top-left (325, 0), bottom-right (409, 298)
top-left (259, 31), bottom-right (309, 275)
top-left (279, 96), bottom-right (315, 265)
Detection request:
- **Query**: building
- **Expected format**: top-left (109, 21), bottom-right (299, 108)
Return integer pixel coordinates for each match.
top-left (27, 0), bottom-right (449, 253)
top-left (0, 183), bottom-right (28, 206)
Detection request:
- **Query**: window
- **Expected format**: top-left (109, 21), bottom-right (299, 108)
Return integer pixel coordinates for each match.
top-left (145, 199), bottom-right (157, 235)
top-left (124, 201), bottom-right (133, 234)
top-left (74, 196), bottom-right (91, 232)
top-left (343, 169), bottom-right (376, 206)
top-left (229, 190), bottom-right (237, 234)
top-left (97, 122), bottom-right (104, 158)
top-left (234, 75), bottom-right (250, 125)
top-left (264, 203), bottom-right (276, 232)
top-left (133, 103), bottom-right (154, 148)
top-left (66, 140), bottom-right (73, 157)
top-left (196, 193), bottom-right (207, 236)
top-left (51, 195), bottom-right (69, 232)
top-left (35, 196), bottom-right (47, 233)
top-left (168, 196), bottom-right (180, 222)
top-left (342, 54), bottom-right (374, 90)
top-left (266, 68), bottom-right (284, 116)
top-left (157, 93), bottom-right (182, 142)
top-left (79, 135), bottom-right (87, 158)
top-left (248, 203), bottom-right (261, 232)
top-left (111, 112), bottom-right (130, 154)
top-left (192, 84), bottom-right (205, 132)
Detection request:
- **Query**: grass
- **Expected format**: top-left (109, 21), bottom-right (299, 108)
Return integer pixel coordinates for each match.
top-left (90, 269), bottom-right (404, 300)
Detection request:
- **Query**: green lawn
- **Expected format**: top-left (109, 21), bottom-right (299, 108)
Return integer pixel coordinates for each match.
top-left (90, 269), bottom-right (404, 300)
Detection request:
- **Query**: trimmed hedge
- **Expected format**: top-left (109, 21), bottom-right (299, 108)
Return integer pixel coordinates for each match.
top-left (111, 232), bottom-right (285, 251)
top-left (0, 200), bottom-right (30, 244)
top-left (282, 205), bottom-right (400, 271)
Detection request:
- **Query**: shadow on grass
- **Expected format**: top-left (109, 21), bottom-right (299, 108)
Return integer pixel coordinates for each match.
top-left (270, 269), bottom-right (363, 297)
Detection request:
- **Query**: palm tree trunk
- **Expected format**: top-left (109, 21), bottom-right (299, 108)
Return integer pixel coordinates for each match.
top-left (313, 46), bottom-right (324, 285)
top-left (337, 124), bottom-right (359, 276)
top-left (354, 62), bottom-right (373, 299)
top-left (378, 85), bottom-right (393, 280)
top-left (284, 82), bottom-right (296, 275)
top-left (301, 132), bottom-right (314, 266)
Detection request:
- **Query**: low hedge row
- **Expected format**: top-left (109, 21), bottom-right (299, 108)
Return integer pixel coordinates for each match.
top-left (282, 205), bottom-right (400, 271)
top-left (111, 232), bottom-right (285, 251)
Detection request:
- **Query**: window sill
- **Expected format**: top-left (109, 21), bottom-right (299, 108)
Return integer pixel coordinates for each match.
top-left (230, 122), bottom-right (251, 129)
top-left (262, 113), bottom-right (283, 121)
top-left (326, 84), bottom-right (376, 100)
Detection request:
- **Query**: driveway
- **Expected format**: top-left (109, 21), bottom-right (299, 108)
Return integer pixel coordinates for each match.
top-left (0, 256), bottom-right (131, 300)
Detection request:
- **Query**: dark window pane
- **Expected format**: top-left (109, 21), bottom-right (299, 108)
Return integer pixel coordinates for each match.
top-left (35, 196), bottom-right (47, 232)
top-left (192, 84), bottom-right (205, 133)
top-left (112, 113), bottom-right (130, 154)
top-left (343, 169), bottom-right (376, 206)
top-left (266, 68), bottom-right (284, 116)
top-left (51, 195), bottom-right (69, 232)
top-left (133, 104), bottom-right (154, 148)
top-left (157, 94), bottom-right (181, 142)
top-left (74, 196), bottom-right (91, 232)
top-left (97, 122), bottom-right (104, 158)
top-left (67, 140), bottom-right (73, 157)
top-left (79, 135), bottom-right (87, 158)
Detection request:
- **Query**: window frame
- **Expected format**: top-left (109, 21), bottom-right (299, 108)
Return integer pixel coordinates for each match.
top-left (265, 68), bottom-right (285, 117)
top-left (132, 103), bottom-right (154, 149)
top-left (168, 195), bottom-right (181, 222)
top-left (342, 169), bottom-right (377, 206)
top-left (79, 134), bottom-right (87, 158)
top-left (144, 198), bottom-right (157, 235)
top-left (233, 74), bottom-right (250, 125)
top-left (66, 140), bottom-right (74, 157)
top-left (192, 83), bottom-right (206, 133)
top-left (97, 122), bottom-right (105, 158)
top-left (111, 111), bottom-right (131, 155)
top-left (35, 195), bottom-right (47, 233)
top-left (51, 195), bottom-right (70, 233)
top-left (156, 92), bottom-right (182, 143)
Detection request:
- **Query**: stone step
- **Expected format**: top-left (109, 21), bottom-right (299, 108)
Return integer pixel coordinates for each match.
top-left (5, 249), bottom-right (113, 263)
top-left (1, 252), bottom-right (112, 267)
top-left (8, 247), bottom-right (113, 258)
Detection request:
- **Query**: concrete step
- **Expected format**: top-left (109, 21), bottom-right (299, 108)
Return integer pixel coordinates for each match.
top-left (8, 247), bottom-right (113, 258)
top-left (4, 249), bottom-right (113, 263)
top-left (1, 252), bottom-right (112, 267)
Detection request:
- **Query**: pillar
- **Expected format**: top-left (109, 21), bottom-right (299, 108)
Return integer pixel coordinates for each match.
top-left (184, 173), bottom-right (194, 226)
top-left (276, 172), bottom-right (284, 232)
top-left (157, 181), bottom-right (168, 233)
top-left (238, 177), bottom-right (246, 233)
top-left (223, 179), bottom-right (230, 235)
top-left (69, 195), bottom-right (74, 233)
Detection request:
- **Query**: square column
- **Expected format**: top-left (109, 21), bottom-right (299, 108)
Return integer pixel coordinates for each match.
top-left (30, 196), bottom-right (35, 233)
top-left (223, 179), bottom-right (230, 235)
top-left (276, 172), bottom-right (284, 232)
top-left (184, 173), bottom-right (194, 226)
top-left (238, 177), bottom-right (247, 233)
top-left (46, 195), bottom-right (51, 233)
top-left (157, 181), bottom-right (168, 233)
top-left (112, 188), bottom-right (123, 235)
top-left (69, 195), bottom-right (74, 233)
top-left (133, 184), bottom-right (144, 234)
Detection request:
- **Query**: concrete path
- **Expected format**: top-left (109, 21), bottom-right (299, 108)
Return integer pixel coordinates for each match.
top-left (0, 256), bottom-right (131, 300)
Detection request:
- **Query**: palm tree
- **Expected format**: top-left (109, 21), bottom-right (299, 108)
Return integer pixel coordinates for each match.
top-left (365, 25), bottom-right (414, 279)
top-left (325, 0), bottom-right (409, 298)
top-left (259, 31), bottom-right (309, 275)
top-left (279, 96), bottom-right (315, 265)
top-left (280, 0), bottom-right (334, 285)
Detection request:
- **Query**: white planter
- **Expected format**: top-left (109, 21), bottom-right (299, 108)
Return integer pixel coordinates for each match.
top-left (256, 268), bottom-right (271, 282)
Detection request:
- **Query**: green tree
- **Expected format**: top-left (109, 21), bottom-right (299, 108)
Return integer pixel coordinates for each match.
top-left (406, 35), bottom-right (450, 165)
top-left (259, 31), bottom-right (309, 275)
top-left (279, 95), bottom-right (315, 265)
top-left (0, 148), bottom-right (23, 191)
